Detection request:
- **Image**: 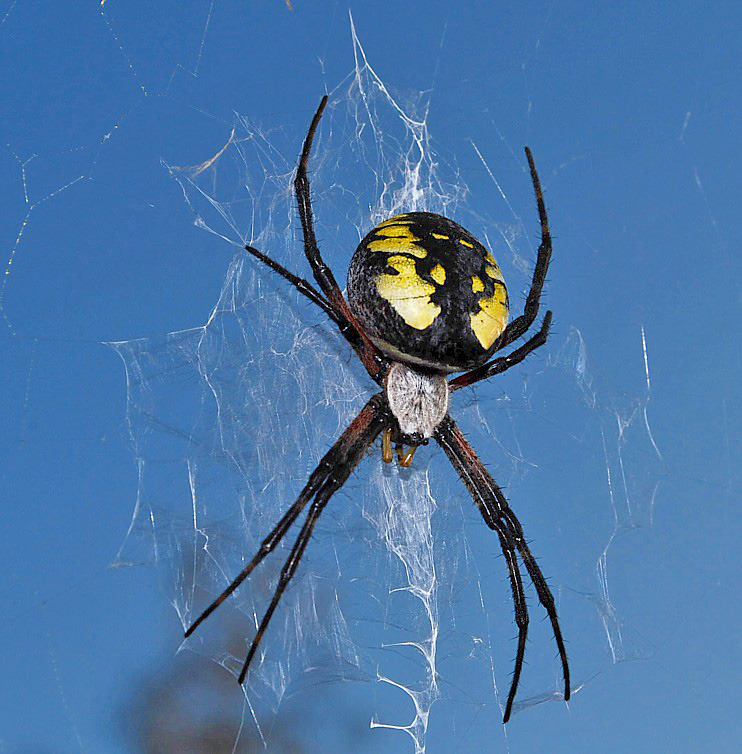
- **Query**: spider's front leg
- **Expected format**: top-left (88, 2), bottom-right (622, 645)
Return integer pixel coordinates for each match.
top-left (184, 394), bottom-right (392, 682)
top-left (434, 414), bottom-right (570, 722)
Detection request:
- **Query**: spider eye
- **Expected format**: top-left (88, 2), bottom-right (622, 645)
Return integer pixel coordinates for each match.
top-left (347, 212), bottom-right (509, 373)
top-left (396, 430), bottom-right (428, 447)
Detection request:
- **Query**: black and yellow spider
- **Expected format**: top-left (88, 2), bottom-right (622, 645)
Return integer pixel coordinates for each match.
top-left (185, 96), bottom-right (570, 723)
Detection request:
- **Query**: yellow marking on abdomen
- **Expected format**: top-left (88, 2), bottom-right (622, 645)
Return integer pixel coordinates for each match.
top-left (368, 239), bottom-right (427, 258)
top-left (376, 255), bottom-right (441, 330)
top-left (432, 233), bottom-right (448, 240)
top-left (470, 286), bottom-right (509, 349)
top-left (460, 239), bottom-right (474, 248)
top-left (485, 264), bottom-right (504, 282)
top-left (376, 214), bottom-right (412, 229)
top-left (431, 264), bottom-right (446, 285)
top-left (471, 275), bottom-right (484, 293)
top-left (367, 224), bottom-right (427, 258)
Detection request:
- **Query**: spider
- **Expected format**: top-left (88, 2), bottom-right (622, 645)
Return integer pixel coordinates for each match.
top-left (185, 96), bottom-right (570, 723)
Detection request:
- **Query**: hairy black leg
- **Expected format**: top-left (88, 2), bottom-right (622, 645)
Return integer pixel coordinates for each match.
top-left (495, 533), bottom-right (529, 723)
top-left (239, 473), bottom-right (336, 682)
top-left (244, 244), bottom-right (332, 319)
top-left (435, 422), bottom-right (529, 722)
top-left (236, 395), bottom-right (389, 683)
top-left (185, 395), bottom-right (389, 643)
top-left (184, 470), bottom-right (324, 640)
top-left (449, 148), bottom-right (552, 390)
top-left (434, 415), bottom-right (570, 722)
top-left (449, 311), bottom-right (552, 391)
top-left (293, 96), bottom-right (345, 307)
top-left (499, 506), bottom-right (570, 709)
top-left (293, 96), bottom-right (387, 382)
top-left (243, 244), bottom-right (366, 358)
top-left (497, 147), bottom-right (553, 350)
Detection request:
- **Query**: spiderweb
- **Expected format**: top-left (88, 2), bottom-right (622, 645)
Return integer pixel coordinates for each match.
top-left (104, 24), bottom-right (663, 754)
top-left (4, 0), bottom-right (738, 750)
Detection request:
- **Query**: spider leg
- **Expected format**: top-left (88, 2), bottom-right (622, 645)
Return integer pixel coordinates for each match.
top-left (496, 147), bottom-right (553, 351)
top-left (294, 96), bottom-right (343, 307)
top-left (436, 422), bottom-right (529, 721)
top-left (449, 148), bottom-right (552, 391)
top-left (496, 534), bottom-right (529, 723)
top-left (239, 472), bottom-right (341, 682)
top-left (293, 96), bottom-right (387, 382)
top-left (184, 467), bottom-right (326, 639)
top-left (243, 243), bottom-right (366, 359)
top-left (500, 507), bottom-right (570, 707)
top-left (449, 310), bottom-right (552, 391)
top-left (184, 395), bottom-right (390, 676)
top-left (434, 415), bottom-right (570, 722)
top-left (244, 244), bottom-right (332, 318)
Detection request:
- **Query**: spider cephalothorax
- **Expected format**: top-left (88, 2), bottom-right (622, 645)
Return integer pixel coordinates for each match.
top-left (185, 96), bottom-right (570, 724)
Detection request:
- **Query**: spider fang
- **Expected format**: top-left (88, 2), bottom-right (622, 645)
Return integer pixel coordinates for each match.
top-left (382, 428), bottom-right (419, 467)
top-left (395, 443), bottom-right (417, 468)
top-left (382, 428), bottom-right (394, 463)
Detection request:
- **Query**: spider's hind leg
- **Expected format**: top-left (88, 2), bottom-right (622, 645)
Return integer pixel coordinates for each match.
top-left (496, 147), bottom-right (553, 351)
top-left (293, 96), bottom-right (346, 309)
top-left (292, 96), bottom-right (388, 383)
top-left (243, 242), bottom-right (366, 358)
top-left (449, 310), bottom-right (552, 391)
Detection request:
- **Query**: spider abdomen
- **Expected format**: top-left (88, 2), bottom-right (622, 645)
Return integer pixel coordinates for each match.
top-left (347, 212), bottom-right (509, 372)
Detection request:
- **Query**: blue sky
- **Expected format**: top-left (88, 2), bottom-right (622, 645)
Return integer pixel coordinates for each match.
top-left (1, 2), bottom-right (740, 752)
